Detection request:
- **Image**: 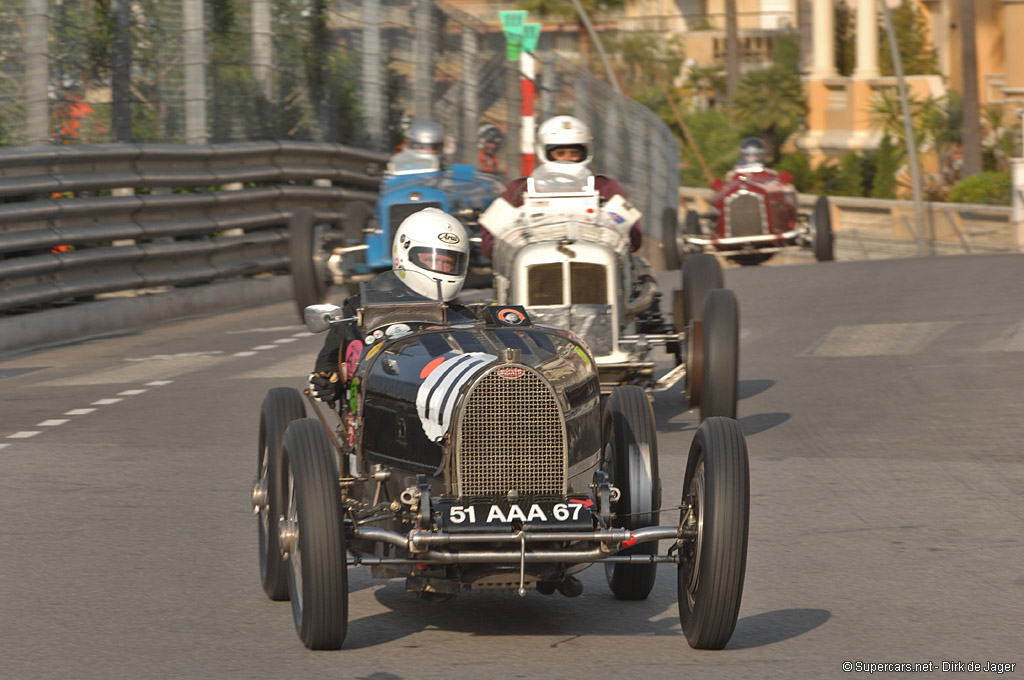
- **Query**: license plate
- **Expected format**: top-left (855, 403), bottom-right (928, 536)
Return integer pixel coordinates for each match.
top-left (440, 499), bottom-right (594, 532)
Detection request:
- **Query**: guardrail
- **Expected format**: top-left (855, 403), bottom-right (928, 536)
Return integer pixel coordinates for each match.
top-left (679, 186), bottom-right (1020, 259)
top-left (0, 141), bottom-right (389, 314)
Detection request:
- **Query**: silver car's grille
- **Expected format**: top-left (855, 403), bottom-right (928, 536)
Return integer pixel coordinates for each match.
top-left (455, 366), bottom-right (566, 497)
top-left (726, 193), bottom-right (765, 237)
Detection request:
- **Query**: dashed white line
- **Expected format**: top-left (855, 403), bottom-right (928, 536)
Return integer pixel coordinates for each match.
top-left (251, 345), bottom-right (279, 351)
top-left (234, 351), bottom-right (257, 357)
top-left (91, 398), bottom-right (123, 405)
top-left (274, 338), bottom-right (298, 344)
top-left (65, 408), bottom-right (97, 415)
top-left (146, 380), bottom-right (173, 386)
top-left (8, 431), bottom-right (40, 439)
top-left (292, 332), bottom-right (312, 338)
top-left (37, 419), bottom-right (69, 427)
top-left (117, 389), bottom-right (148, 396)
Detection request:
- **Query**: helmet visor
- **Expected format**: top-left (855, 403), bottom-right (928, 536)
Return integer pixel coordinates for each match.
top-left (409, 246), bottom-right (467, 276)
top-left (545, 144), bottom-right (587, 162)
top-left (410, 141), bottom-right (441, 154)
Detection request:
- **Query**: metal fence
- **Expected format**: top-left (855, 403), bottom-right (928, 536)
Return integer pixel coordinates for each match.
top-left (0, 0), bottom-right (681, 239)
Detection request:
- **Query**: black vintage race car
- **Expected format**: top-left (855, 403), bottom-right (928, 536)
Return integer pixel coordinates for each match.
top-left (252, 270), bottom-right (751, 650)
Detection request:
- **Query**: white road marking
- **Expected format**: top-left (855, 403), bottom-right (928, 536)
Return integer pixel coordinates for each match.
top-left (117, 389), bottom-right (148, 395)
top-left (0, 443), bottom-right (9, 450)
top-left (273, 338), bottom-right (298, 344)
top-left (8, 431), bottom-right (40, 439)
top-left (292, 332), bottom-right (313, 338)
top-left (235, 354), bottom-right (314, 379)
top-left (234, 351), bottom-right (257, 357)
top-left (65, 408), bottom-right (97, 415)
top-left (46, 356), bottom-right (222, 386)
top-left (146, 380), bottom-right (173, 386)
top-left (251, 345), bottom-right (279, 351)
top-left (37, 419), bottom-right (69, 427)
top-left (804, 322), bottom-right (957, 357)
top-left (91, 398), bottom-right (123, 405)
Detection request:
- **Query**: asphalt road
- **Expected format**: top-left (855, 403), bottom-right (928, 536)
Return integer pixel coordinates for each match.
top-left (2, 253), bottom-right (1022, 679)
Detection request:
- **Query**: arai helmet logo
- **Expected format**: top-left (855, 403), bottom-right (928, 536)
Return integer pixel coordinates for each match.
top-left (438, 232), bottom-right (460, 244)
top-left (496, 366), bottom-right (525, 380)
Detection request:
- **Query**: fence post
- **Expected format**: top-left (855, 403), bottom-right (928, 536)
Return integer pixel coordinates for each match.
top-left (111, 0), bottom-right (133, 142)
top-left (505, 60), bottom-right (521, 178)
top-left (362, 0), bottom-right (383, 150)
top-left (25, 0), bottom-right (48, 145)
top-left (413, 0), bottom-right (434, 121)
top-left (460, 26), bottom-right (479, 166)
top-left (183, 0), bottom-right (208, 144)
top-left (252, 0), bottom-right (273, 101)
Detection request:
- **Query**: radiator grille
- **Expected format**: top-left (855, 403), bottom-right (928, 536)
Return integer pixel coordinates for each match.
top-left (455, 366), bottom-right (566, 497)
top-left (726, 193), bottom-right (765, 237)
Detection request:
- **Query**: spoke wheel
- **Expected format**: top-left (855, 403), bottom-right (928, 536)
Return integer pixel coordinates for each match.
top-left (678, 417), bottom-right (749, 650)
top-left (603, 386), bottom-right (661, 600)
top-left (283, 418), bottom-right (348, 650)
top-left (256, 387), bottom-right (305, 600)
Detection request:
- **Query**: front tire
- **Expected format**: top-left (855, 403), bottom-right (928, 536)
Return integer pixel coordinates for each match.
top-left (663, 207), bottom-right (682, 271)
top-left (283, 418), bottom-right (348, 650)
top-left (289, 207), bottom-right (331, 319)
top-left (256, 387), bottom-right (306, 601)
top-left (681, 253), bottom-right (723, 329)
top-left (700, 289), bottom-right (739, 421)
top-left (603, 386), bottom-right (660, 600)
top-left (813, 196), bottom-right (834, 262)
top-left (678, 417), bottom-right (749, 650)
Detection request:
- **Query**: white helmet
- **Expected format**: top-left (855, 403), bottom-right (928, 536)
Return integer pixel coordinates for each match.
top-left (535, 115), bottom-right (592, 168)
top-left (392, 207), bottom-right (469, 302)
top-left (406, 121), bottom-right (443, 154)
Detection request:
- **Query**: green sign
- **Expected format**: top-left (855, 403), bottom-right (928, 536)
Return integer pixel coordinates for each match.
top-left (522, 23), bottom-right (541, 53)
top-left (499, 10), bottom-right (527, 40)
top-left (505, 42), bottom-right (521, 61)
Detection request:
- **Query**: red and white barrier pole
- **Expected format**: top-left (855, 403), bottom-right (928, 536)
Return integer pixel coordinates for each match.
top-left (520, 51), bottom-right (536, 176)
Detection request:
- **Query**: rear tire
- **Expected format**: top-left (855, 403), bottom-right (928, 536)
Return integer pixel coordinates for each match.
top-left (283, 418), bottom-right (348, 650)
top-left (813, 196), bottom-right (834, 262)
top-left (289, 207), bottom-right (331, 319)
top-left (684, 210), bottom-right (701, 235)
top-left (681, 253), bottom-right (723, 329)
top-left (603, 386), bottom-right (660, 600)
top-left (257, 387), bottom-right (306, 601)
top-left (678, 417), bottom-right (749, 650)
top-left (663, 207), bottom-right (682, 271)
top-left (700, 289), bottom-right (739, 421)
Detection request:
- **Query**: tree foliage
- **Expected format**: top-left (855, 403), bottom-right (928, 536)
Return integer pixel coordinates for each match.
top-left (879, 0), bottom-right (938, 76)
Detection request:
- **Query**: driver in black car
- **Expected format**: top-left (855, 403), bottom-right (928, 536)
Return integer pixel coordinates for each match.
top-left (307, 207), bottom-right (470, 408)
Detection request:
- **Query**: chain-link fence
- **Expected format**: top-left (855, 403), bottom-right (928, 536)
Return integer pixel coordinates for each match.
top-left (0, 0), bottom-right (679, 235)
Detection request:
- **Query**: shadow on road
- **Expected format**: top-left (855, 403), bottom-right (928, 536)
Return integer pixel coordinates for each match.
top-left (738, 412), bottom-right (790, 437)
top-left (739, 379), bottom-right (774, 400)
top-left (727, 608), bottom-right (831, 649)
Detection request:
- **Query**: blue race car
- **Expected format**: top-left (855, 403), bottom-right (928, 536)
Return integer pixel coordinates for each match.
top-left (289, 151), bottom-right (506, 316)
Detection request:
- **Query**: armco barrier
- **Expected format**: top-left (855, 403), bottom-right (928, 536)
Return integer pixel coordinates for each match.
top-left (0, 141), bottom-right (387, 354)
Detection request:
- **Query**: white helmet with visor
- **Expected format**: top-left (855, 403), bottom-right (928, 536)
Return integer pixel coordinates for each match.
top-left (392, 207), bottom-right (469, 302)
top-left (406, 121), bottom-right (444, 155)
top-left (535, 115), bottom-right (592, 168)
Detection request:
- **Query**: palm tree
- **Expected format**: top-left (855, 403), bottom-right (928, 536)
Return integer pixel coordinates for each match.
top-left (730, 67), bottom-right (806, 163)
top-left (724, 0), bottom-right (739, 105)
top-left (958, 0), bottom-right (982, 175)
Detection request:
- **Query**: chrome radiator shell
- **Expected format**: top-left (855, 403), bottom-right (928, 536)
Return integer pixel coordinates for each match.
top-left (452, 365), bottom-right (568, 498)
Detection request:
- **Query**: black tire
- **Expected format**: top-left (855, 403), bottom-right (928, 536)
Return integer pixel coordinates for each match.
top-left (700, 288), bottom-right (739, 421)
top-left (728, 252), bottom-right (774, 267)
top-left (684, 209), bottom-right (701, 235)
top-left (283, 418), bottom-right (348, 650)
top-left (681, 253), bottom-right (723, 329)
top-left (678, 417), bottom-right (749, 649)
top-left (813, 196), bottom-right (834, 262)
top-left (662, 207), bottom-right (682, 271)
top-left (603, 386), bottom-right (660, 600)
top-left (289, 207), bottom-right (330, 319)
top-left (256, 387), bottom-right (306, 601)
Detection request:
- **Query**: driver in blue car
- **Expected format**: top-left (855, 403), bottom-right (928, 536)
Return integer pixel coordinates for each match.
top-left (386, 121), bottom-right (446, 175)
top-left (308, 207), bottom-right (470, 407)
top-left (479, 115), bottom-right (642, 258)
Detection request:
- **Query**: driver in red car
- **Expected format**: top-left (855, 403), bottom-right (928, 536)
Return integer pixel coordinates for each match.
top-left (479, 115), bottom-right (642, 258)
top-left (307, 207), bottom-right (470, 408)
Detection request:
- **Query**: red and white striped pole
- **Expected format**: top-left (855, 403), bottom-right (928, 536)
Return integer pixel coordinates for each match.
top-left (520, 51), bottom-right (536, 176)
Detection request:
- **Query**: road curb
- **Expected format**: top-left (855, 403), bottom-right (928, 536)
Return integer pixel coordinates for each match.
top-left (0, 275), bottom-right (293, 357)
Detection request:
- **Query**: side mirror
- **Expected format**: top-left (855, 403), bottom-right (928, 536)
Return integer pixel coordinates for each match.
top-left (304, 304), bottom-right (345, 333)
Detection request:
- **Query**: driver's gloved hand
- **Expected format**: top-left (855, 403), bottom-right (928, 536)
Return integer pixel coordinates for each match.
top-left (307, 371), bottom-right (339, 407)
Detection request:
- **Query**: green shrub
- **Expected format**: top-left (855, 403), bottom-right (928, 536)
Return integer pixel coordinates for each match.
top-left (948, 172), bottom-right (1012, 205)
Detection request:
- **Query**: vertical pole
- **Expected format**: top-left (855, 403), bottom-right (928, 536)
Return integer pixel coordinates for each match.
top-left (25, 0), bottom-right (49, 145)
top-left (538, 51), bottom-right (555, 122)
top-left (183, 0), bottom-right (208, 144)
top-left (111, 0), bottom-right (133, 142)
top-left (879, 0), bottom-right (926, 255)
top-left (506, 61), bottom-right (521, 178)
top-left (362, 0), bottom-right (383, 149)
top-left (520, 52), bottom-right (536, 176)
top-left (1012, 158), bottom-right (1024, 252)
top-left (413, 0), bottom-right (433, 121)
top-left (958, 0), bottom-right (982, 176)
top-left (461, 26), bottom-right (479, 167)
top-left (252, 0), bottom-right (273, 101)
